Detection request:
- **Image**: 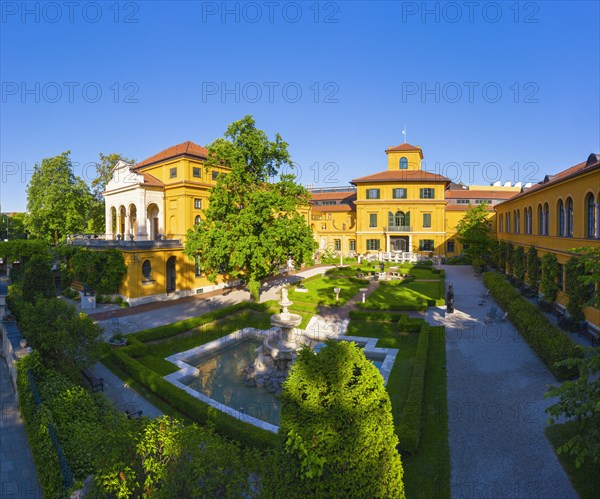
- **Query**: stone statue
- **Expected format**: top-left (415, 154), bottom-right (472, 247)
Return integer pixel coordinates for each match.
top-left (446, 284), bottom-right (455, 313)
top-left (281, 287), bottom-right (289, 303)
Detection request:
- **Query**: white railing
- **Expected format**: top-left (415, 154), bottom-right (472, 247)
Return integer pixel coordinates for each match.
top-left (384, 226), bottom-right (412, 232)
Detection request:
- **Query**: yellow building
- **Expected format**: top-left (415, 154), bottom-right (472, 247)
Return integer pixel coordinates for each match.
top-left (78, 139), bottom-right (598, 329)
top-left (495, 153), bottom-right (600, 326)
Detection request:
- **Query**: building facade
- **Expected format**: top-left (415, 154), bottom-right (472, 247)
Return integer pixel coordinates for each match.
top-left (84, 140), bottom-right (598, 328)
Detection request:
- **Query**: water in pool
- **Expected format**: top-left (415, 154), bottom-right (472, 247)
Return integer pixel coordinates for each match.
top-left (179, 339), bottom-right (387, 427)
top-left (180, 338), bottom-right (281, 425)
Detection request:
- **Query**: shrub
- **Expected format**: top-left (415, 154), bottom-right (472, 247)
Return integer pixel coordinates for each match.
top-left (564, 257), bottom-right (589, 324)
top-left (541, 253), bottom-right (559, 304)
top-left (512, 246), bottom-right (526, 284)
top-left (526, 246), bottom-right (541, 293)
top-left (483, 272), bottom-right (581, 380)
top-left (443, 254), bottom-right (472, 265)
top-left (22, 254), bottom-right (56, 303)
top-left (269, 341), bottom-right (405, 497)
top-left (69, 248), bottom-right (127, 294)
top-left (396, 323), bottom-right (431, 453)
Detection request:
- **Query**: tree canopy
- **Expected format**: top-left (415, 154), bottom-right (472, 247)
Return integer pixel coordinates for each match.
top-left (25, 152), bottom-right (93, 244)
top-left (270, 340), bottom-right (405, 497)
top-left (183, 115), bottom-right (316, 299)
top-left (0, 212), bottom-right (28, 240)
top-left (455, 203), bottom-right (494, 269)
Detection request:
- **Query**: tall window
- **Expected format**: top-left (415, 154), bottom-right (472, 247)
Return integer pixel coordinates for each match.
top-left (515, 210), bottom-right (520, 234)
top-left (399, 157), bottom-right (408, 169)
top-left (526, 207), bottom-right (532, 234)
top-left (419, 239), bottom-right (434, 251)
top-left (558, 200), bottom-right (565, 236)
top-left (334, 239), bottom-right (341, 251)
top-left (499, 214), bottom-right (503, 232)
top-left (389, 210), bottom-right (409, 228)
top-left (538, 204), bottom-right (543, 235)
top-left (193, 167), bottom-right (201, 178)
top-left (366, 239), bottom-right (380, 251)
top-left (423, 213), bottom-right (431, 228)
top-left (212, 171), bottom-right (219, 181)
top-left (194, 198), bottom-right (202, 209)
top-left (366, 188), bottom-right (380, 199)
top-left (169, 167), bottom-right (177, 178)
top-left (447, 240), bottom-right (455, 252)
top-left (369, 213), bottom-right (378, 227)
top-left (392, 188), bottom-right (407, 199)
top-left (544, 203), bottom-right (549, 235)
top-left (194, 215), bottom-right (201, 225)
top-left (349, 240), bottom-right (356, 251)
top-left (587, 193), bottom-right (597, 238)
top-left (506, 212), bottom-right (510, 233)
top-left (142, 260), bottom-right (152, 280)
top-left (420, 188), bottom-right (435, 199)
top-left (566, 198), bottom-right (573, 237)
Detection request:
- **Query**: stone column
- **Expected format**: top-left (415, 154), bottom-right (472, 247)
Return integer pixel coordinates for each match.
top-left (105, 205), bottom-right (113, 240)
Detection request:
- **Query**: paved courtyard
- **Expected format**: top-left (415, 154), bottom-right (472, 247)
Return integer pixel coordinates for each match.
top-left (0, 358), bottom-right (42, 499)
top-left (427, 266), bottom-right (576, 499)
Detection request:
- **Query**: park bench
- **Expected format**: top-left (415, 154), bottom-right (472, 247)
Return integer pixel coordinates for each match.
top-left (579, 322), bottom-right (600, 347)
top-left (553, 302), bottom-right (567, 319)
top-left (81, 367), bottom-right (104, 392)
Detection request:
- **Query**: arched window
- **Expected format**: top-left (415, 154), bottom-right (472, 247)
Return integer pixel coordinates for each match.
top-left (515, 210), bottom-right (520, 234)
top-left (566, 198), bottom-right (573, 237)
top-left (399, 157), bottom-right (408, 169)
top-left (506, 212), bottom-right (510, 233)
top-left (195, 215), bottom-right (201, 225)
top-left (544, 203), bottom-right (549, 235)
top-left (538, 204), bottom-right (543, 235)
top-left (587, 193), bottom-right (596, 238)
top-left (142, 260), bottom-right (152, 280)
top-left (499, 213), bottom-right (503, 232)
top-left (527, 207), bottom-right (533, 234)
top-left (558, 200), bottom-right (565, 236)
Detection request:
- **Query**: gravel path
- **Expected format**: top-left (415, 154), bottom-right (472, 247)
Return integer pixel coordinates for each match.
top-left (426, 265), bottom-right (576, 499)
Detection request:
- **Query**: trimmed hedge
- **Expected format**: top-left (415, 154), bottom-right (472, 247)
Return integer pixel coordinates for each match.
top-left (396, 323), bottom-right (431, 453)
top-left (108, 349), bottom-right (277, 450)
top-left (349, 310), bottom-right (410, 322)
top-left (483, 272), bottom-right (581, 380)
top-left (133, 302), bottom-right (268, 342)
top-left (356, 302), bottom-right (428, 312)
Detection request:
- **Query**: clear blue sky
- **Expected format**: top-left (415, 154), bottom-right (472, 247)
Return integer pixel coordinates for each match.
top-left (1, 0), bottom-right (599, 212)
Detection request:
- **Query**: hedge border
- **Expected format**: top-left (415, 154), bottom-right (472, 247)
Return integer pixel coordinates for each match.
top-left (395, 323), bottom-right (431, 453)
top-left (483, 272), bottom-right (581, 380)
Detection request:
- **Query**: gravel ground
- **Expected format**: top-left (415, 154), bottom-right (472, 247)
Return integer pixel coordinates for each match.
top-left (426, 265), bottom-right (576, 499)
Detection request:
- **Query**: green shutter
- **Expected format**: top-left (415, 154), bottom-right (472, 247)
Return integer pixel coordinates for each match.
top-left (405, 211), bottom-right (410, 227)
top-left (388, 211), bottom-right (394, 227)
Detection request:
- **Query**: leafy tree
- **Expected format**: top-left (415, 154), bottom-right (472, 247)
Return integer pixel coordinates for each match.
top-left (540, 253), bottom-right (560, 303)
top-left (546, 349), bottom-right (600, 468)
top-left (455, 203), bottom-right (494, 269)
top-left (269, 341), bottom-right (405, 497)
top-left (512, 245), bottom-right (526, 284)
top-left (93, 417), bottom-right (258, 498)
top-left (564, 257), bottom-right (589, 323)
top-left (506, 242), bottom-right (514, 274)
top-left (20, 298), bottom-right (103, 374)
top-left (526, 246), bottom-right (541, 292)
top-left (184, 116), bottom-right (316, 300)
top-left (25, 152), bottom-right (94, 244)
top-left (498, 240), bottom-right (507, 270)
top-left (571, 247), bottom-right (600, 310)
top-left (0, 212), bottom-right (28, 240)
top-left (91, 152), bottom-right (135, 198)
top-left (21, 255), bottom-right (55, 303)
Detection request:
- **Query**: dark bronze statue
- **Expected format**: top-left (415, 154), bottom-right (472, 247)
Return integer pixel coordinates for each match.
top-left (446, 284), bottom-right (455, 313)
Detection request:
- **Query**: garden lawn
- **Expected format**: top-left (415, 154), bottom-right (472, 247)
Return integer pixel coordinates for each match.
top-left (362, 280), bottom-right (443, 310)
top-left (546, 422), bottom-right (599, 499)
top-left (291, 276), bottom-right (365, 306)
top-left (327, 264), bottom-right (440, 280)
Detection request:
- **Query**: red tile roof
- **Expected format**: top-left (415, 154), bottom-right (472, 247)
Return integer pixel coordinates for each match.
top-left (134, 141), bottom-right (208, 170)
top-left (351, 170), bottom-right (449, 184)
top-left (311, 204), bottom-right (355, 212)
top-left (386, 143), bottom-right (422, 152)
top-left (496, 158), bottom-right (600, 205)
top-left (446, 205), bottom-right (494, 211)
top-left (140, 172), bottom-right (164, 188)
top-left (445, 190), bottom-right (517, 199)
top-left (310, 191), bottom-right (357, 202)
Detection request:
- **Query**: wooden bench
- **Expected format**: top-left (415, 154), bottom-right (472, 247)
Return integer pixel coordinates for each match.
top-left (553, 302), bottom-right (567, 319)
top-left (81, 368), bottom-right (104, 392)
top-left (579, 322), bottom-right (600, 347)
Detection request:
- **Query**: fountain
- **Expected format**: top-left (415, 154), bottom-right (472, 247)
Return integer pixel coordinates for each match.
top-left (243, 287), bottom-right (310, 394)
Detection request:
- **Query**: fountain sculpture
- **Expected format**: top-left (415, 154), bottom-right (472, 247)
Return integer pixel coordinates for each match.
top-left (243, 287), bottom-right (310, 394)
